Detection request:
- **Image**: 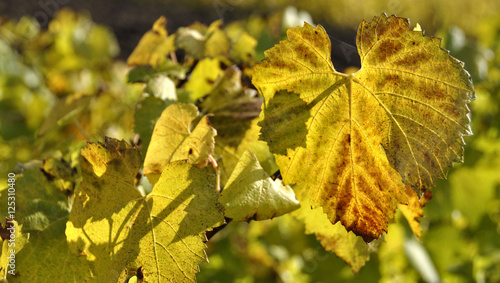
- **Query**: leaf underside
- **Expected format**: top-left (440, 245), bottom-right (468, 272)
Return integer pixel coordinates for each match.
top-left (252, 14), bottom-right (475, 241)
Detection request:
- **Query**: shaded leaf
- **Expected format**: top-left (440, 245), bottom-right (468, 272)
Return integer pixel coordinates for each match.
top-left (41, 157), bottom-right (77, 194)
top-left (0, 166), bottom-right (90, 281)
top-left (127, 60), bottom-right (188, 83)
top-left (66, 137), bottom-right (225, 282)
top-left (201, 66), bottom-right (261, 120)
top-left (219, 150), bottom-right (300, 221)
top-left (127, 16), bottom-right (175, 67)
top-left (252, 14), bottom-right (475, 241)
top-left (9, 218), bottom-right (92, 282)
top-left (175, 20), bottom-right (231, 59)
top-left (37, 92), bottom-right (91, 137)
top-left (143, 103), bottom-right (217, 184)
top-left (134, 96), bottom-right (168, 158)
top-left (0, 169), bottom-right (69, 233)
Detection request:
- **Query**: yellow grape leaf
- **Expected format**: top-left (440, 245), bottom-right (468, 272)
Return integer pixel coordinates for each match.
top-left (252, 14), bottom-right (475, 241)
top-left (184, 58), bottom-right (223, 100)
top-left (66, 137), bottom-right (225, 282)
top-left (127, 16), bottom-right (175, 67)
top-left (292, 184), bottom-right (374, 273)
top-left (143, 103), bottom-right (217, 184)
top-left (398, 186), bottom-right (432, 239)
top-left (219, 150), bottom-right (300, 221)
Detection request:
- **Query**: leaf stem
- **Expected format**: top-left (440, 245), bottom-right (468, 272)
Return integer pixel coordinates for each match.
top-left (208, 155), bottom-right (221, 192)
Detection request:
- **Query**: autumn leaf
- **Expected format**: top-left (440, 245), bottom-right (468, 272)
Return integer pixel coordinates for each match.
top-left (66, 137), bottom-right (225, 282)
top-left (143, 103), bottom-right (217, 185)
top-left (398, 186), bottom-right (432, 239)
top-left (175, 20), bottom-right (231, 59)
top-left (0, 168), bottom-right (91, 282)
top-left (292, 183), bottom-right (375, 273)
top-left (252, 14), bottom-right (475, 241)
top-left (127, 16), bottom-right (175, 67)
top-left (219, 150), bottom-right (300, 221)
top-left (184, 58), bottom-right (223, 101)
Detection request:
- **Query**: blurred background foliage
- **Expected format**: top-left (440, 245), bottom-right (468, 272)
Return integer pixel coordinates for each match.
top-left (0, 0), bottom-right (499, 282)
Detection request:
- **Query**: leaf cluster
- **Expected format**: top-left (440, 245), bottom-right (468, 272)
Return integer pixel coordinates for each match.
top-left (0, 7), bottom-right (496, 283)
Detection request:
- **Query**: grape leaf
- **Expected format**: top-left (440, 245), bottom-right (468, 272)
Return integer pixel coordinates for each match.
top-left (144, 74), bottom-right (178, 101)
top-left (183, 58), bottom-right (223, 101)
top-left (291, 184), bottom-right (374, 273)
top-left (252, 14), bottom-right (475, 241)
top-left (10, 218), bottom-right (92, 282)
top-left (134, 96), bottom-right (168, 158)
top-left (143, 103), bottom-right (216, 185)
top-left (225, 23), bottom-right (257, 64)
top-left (127, 16), bottom-right (175, 67)
top-left (0, 168), bottom-right (69, 233)
top-left (219, 150), bottom-right (300, 221)
top-left (175, 20), bottom-right (231, 59)
top-left (398, 186), bottom-right (432, 239)
top-left (66, 137), bottom-right (225, 282)
top-left (0, 167), bottom-right (91, 281)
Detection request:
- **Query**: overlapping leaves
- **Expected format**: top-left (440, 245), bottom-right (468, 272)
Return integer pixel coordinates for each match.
top-left (252, 14), bottom-right (475, 241)
top-left (66, 137), bottom-right (225, 282)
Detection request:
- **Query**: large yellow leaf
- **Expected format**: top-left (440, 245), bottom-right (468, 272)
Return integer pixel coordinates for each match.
top-left (66, 137), bottom-right (225, 282)
top-left (252, 14), bottom-right (475, 242)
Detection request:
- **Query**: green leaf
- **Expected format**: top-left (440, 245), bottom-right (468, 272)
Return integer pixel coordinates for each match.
top-left (252, 14), bottom-right (475, 241)
top-left (127, 60), bottom-right (188, 83)
top-left (143, 103), bottom-right (216, 184)
top-left (0, 166), bottom-right (90, 281)
top-left (9, 218), bottom-right (92, 282)
top-left (36, 92), bottom-right (91, 137)
top-left (66, 137), bottom-right (225, 282)
top-left (0, 169), bottom-right (69, 233)
top-left (134, 96), bottom-right (168, 158)
top-left (219, 150), bottom-right (300, 221)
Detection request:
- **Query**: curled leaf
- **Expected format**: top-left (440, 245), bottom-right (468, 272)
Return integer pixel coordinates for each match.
top-left (220, 150), bottom-right (300, 221)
